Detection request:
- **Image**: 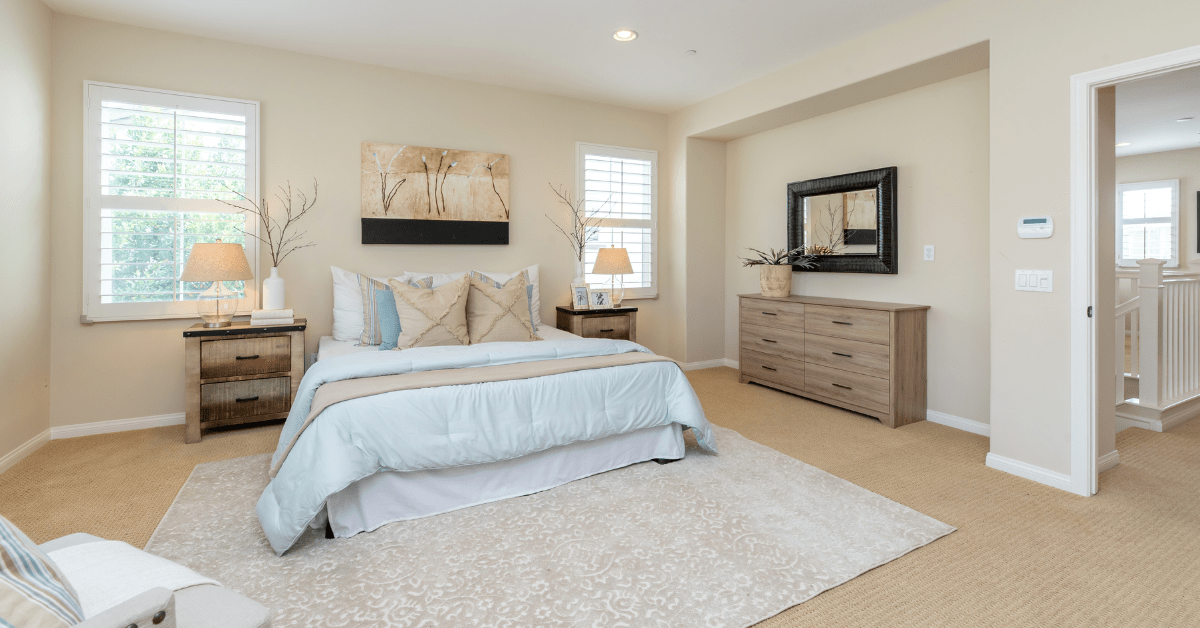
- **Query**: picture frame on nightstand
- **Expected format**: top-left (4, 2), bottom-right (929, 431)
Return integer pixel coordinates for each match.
top-left (571, 284), bottom-right (591, 310)
top-left (588, 288), bottom-right (614, 310)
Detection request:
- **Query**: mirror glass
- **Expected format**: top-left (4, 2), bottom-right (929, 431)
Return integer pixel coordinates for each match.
top-left (801, 189), bottom-right (878, 256)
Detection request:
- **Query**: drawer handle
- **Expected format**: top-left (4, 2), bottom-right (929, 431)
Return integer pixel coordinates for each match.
top-left (235, 396), bottom-right (260, 403)
top-left (831, 383), bottom-right (852, 390)
top-left (832, 352), bottom-right (853, 358)
top-left (599, 329), bottom-right (615, 333)
top-left (760, 311), bottom-right (777, 316)
top-left (761, 365), bottom-right (777, 371)
top-left (236, 355), bottom-right (260, 360)
top-left (832, 321), bottom-right (852, 326)
top-left (761, 338), bottom-right (778, 343)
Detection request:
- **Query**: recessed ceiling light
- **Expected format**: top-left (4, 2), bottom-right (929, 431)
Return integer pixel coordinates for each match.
top-left (613, 29), bottom-right (638, 42)
top-left (685, 50), bottom-right (697, 56)
top-left (1177, 117), bottom-right (1194, 122)
top-left (1116, 142), bottom-right (1131, 147)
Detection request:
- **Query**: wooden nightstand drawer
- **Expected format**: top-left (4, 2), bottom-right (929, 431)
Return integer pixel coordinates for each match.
top-left (200, 377), bottom-right (291, 424)
top-left (581, 316), bottom-right (631, 340)
top-left (201, 336), bottom-right (291, 379)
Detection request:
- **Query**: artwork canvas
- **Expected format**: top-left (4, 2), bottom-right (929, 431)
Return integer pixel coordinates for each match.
top-left (361, 142), bottom-right (510, 245)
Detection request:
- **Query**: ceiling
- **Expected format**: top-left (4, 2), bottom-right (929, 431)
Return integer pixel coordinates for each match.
top-left (1116, 65), bottom-right (1200, 157)
top-left (43, 0), bottom-right (949, 113)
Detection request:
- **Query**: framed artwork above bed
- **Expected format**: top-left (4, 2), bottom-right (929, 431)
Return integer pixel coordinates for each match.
top-left (361, 141), bottom-right (510, 245)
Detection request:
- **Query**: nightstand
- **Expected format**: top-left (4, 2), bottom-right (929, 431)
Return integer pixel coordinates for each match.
top-left (183, 319), bottom-right (306, 443)
top-left (555, 306), bottom-right (638, 342)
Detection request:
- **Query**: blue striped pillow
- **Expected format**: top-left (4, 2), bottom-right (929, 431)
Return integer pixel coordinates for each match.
top-left (358, 275), bottom-right (433, 346)
top-left (0, 515), bottom-right (84, 626)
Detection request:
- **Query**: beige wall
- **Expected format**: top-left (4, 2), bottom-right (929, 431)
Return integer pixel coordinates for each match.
top-left (0, 0), bottom-right (53, 462)
top-left (723, 70), bottom-right (991, 425)
top-left (669, 0), bottom-right (1200, 477)
top-left (1116, 147), bottom-right (1200, 271)
top-left (684, 138), bottom-right (727, 363)
top-left (48, 14), bottom-right (669, 428)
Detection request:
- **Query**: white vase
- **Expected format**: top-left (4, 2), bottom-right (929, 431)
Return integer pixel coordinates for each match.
top-left (262, 267), bottom-right (285, 310)
top-left (574, 258), bottom-right (586, 285)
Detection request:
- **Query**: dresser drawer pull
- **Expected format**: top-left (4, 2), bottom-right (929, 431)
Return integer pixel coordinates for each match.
top-left (235, 355), bottom-right (260, 360)
top-left (760, 311), bottom-right (777, 316)
top-left (235, 396), bottom-right (260, 403)
top-left (599, 329), bottom-right (615, 333)
top-left (761, 366), bottom-right (777, 371)
top-left (832, 352), bottom-right (853, 358)
top-left (761, 338), bottom-right (778, 343)
top-left (831, 383), bottom-right (852, 390)
top-left (832, 321), bottom-right (852, 325)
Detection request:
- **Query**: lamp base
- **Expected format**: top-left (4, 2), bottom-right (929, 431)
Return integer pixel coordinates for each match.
top-left (202, 321), bottom-right (233, 328)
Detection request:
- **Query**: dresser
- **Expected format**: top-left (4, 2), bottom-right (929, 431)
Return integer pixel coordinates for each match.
top-left (738, 294), bottom-right (928, 428)
top-left (556, 306), bottom-right (637, 342)
top-left (183, 319), bottom-right (306, 443)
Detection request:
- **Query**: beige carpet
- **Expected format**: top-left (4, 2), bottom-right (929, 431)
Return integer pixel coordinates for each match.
top-left (145, 426), bottom-right (952, 628)
top-left (2, 367), bottom-right (1199, 626)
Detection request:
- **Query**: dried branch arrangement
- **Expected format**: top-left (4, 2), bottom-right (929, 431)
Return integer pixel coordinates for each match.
top-left (545, 183), bottom-right (609, 262)
top-left (739, 246), bottom-right (817, 269)
top-left (219, 179), bottom-right (319, 268)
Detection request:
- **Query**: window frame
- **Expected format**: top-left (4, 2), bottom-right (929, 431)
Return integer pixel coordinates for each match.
top-left (82, 81), bottom-right (260, 323)
top-left (575, 142), bottom-right (658, 300)
top-left (1116, 179), bottom-right (1180, 269)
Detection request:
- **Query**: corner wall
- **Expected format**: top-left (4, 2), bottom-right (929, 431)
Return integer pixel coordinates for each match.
top-left (0, 0), bottom-right (53, 468)
top-left (723, 70), bottom-right (992, 425)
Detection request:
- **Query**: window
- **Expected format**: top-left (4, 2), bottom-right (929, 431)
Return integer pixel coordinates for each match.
top-left (1117, 180), bottom-right (1179, 268)
top-left (83, 82), bottom-right (259, 322)
top-left (577, 142), bottom-right (657, 299)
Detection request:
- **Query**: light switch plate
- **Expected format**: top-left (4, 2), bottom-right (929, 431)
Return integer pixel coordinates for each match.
top-left (923, 245), bottom-right (935, 261)
top-left (1015, 269), bottom-right (1052, 292)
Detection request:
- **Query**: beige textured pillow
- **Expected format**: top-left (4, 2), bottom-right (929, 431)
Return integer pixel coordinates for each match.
top-left (467, 273), bottom-right (542, 344)
top-left (387, 275), bottom-right (470, 349)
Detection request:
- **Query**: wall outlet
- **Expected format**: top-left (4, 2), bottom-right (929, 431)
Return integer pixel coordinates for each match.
top-left (923, 245), bottom-right (935, 261)
top-left (1015, 269), bottom-right (1052, 292)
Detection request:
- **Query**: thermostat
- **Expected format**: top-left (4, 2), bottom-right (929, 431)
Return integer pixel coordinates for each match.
top-left (1018, 216), bottom-right (1054, 239)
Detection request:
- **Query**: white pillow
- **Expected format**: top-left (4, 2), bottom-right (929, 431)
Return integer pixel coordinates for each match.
top-left (474, 265), bottom-right (541, 327)
top-left (331, 266), bottom-right (412, 342)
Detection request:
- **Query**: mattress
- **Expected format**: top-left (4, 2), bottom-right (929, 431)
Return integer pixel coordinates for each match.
top-left (323, 423), bottom-right (684, 538)
top-left (317, 325), bottom-right (582, 361)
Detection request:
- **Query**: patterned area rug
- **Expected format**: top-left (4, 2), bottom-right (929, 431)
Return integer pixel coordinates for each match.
top-left (146, 426), bottom-right (953, 627)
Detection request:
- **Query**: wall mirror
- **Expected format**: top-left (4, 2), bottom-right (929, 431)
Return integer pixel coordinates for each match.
top-left (787, 166), bottom-right (898, 274)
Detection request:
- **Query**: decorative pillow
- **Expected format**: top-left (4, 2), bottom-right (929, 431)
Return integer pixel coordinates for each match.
top-left (331, 266), bottom-right (410, 342)
top-left (469, 269), bottom-right (536, 327)
top-left (358, 275), bottom-right (433, 347)
top-left (466, 273), bottom-right (542, 344)
top-left (387, 275), bottom-right (471, 349)
top-left (473, 265), bottom-right (541, 327)
top-left (0, 515), bottom-right (84, 627)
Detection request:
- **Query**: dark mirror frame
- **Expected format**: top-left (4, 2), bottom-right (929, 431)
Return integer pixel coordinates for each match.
top-left (787, 166), bottom-right (898, 274)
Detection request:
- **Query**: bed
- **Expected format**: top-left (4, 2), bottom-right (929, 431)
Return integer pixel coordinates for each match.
top-left (258, 328), bottom-right (716, 555)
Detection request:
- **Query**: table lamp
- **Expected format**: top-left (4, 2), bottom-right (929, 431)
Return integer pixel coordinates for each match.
top-left (180, 239), bottom-right (254, 327)
top-left (592, 246), bottom-right (634, 306)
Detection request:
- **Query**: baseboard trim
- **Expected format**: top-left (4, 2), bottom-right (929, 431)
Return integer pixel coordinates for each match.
top-left (0, 429), bottom-right (50, 475)
top-left (1097, 450), bottom-right (1120, 473)
top-left (678, 358), bottom-right (740, 371)
top-left (926, 410), bottom-right (990, 437)
top-left (51, 413), bottom-right (186, 440)
top-left (985, 452), bottom-right (1074, 492)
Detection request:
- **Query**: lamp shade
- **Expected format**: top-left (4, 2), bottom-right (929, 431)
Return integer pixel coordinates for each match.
top-left (180, 241), bottom-right (255, 282)
top-left (592, 247), bottom-right (633, 275)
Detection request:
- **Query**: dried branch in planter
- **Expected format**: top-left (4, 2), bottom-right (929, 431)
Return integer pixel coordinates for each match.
top-left (545, 183), bottom-right (610, 262)
top-left (738, 246), bottom-right (817, 269)
top-left (218, 179), bottom-right (319, 268)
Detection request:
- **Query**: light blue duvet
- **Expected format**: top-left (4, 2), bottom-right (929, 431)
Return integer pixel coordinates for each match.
top-left (257, 339), bottom-right (717, 554)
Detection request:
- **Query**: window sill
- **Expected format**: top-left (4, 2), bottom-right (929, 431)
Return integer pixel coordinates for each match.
top-left (80, 312), bottom-right (253, 325)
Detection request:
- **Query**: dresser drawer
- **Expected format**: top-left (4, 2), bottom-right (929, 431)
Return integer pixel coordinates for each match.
top-left (581, 316), bottom-right (631, 340)
top-left (740, 323), bottom-right (804, 360)
top-left (740, 299), bottom-right (804, 331)
top-left (805, 305), bottom-right (890, 345)
top-left (804, 333), bottom-right (890, 378)
top-left (200, 377), bottom-right (291, 423)
top-left (804, 364), bottom-right (889, 414)
top-left (201, 336), bottom-right (291, 379)
top-left (741, 349), bottom-right (804, 391)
